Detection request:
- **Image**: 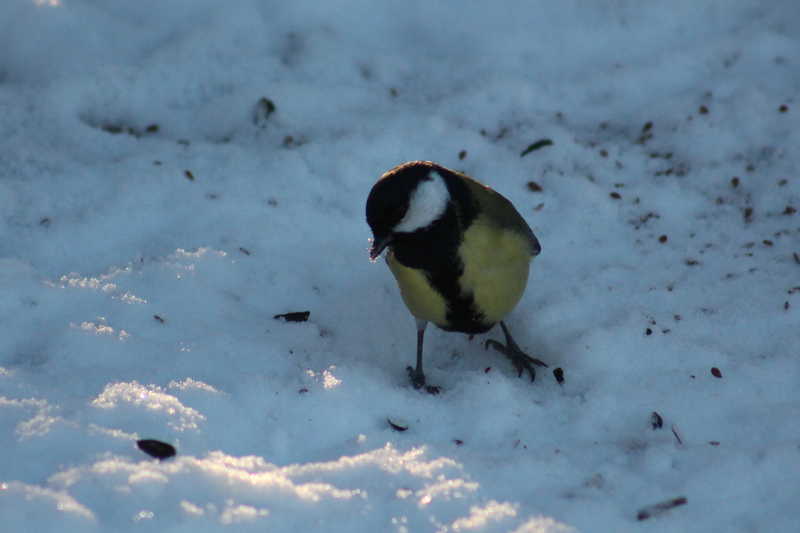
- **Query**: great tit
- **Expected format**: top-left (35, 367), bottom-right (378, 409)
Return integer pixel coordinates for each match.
top-left (366, 160), bottom-right (546, 390)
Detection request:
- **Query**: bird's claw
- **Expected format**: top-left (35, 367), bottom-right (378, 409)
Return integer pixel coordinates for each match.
top-left (406, 366), bottom-right (441, 394)
top-left (484, 339), bottom-right (547, 382)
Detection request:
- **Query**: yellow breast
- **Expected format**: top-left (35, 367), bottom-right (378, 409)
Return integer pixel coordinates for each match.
top-left (386, 214), bottom-right (533, 329)
top-left (457, 216), bottom-right (533, 324)
top-left (387, 250), bottom-right (449, 325)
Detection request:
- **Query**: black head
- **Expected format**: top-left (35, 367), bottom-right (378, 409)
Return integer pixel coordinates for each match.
top-left (366, 161), bottom-right (452, 260)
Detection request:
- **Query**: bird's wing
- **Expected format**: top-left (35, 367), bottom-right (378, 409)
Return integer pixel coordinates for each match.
top-left (463, 177), bottom-right (541, 256)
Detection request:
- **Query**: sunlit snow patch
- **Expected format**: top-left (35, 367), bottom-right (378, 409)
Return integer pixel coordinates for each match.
top-left (91, 381), bottom-right (205, 431)
top-left (38, 443), bottom-right (542, 529)
top-left (168, 378), bottom-right (221, 394)
top-left (167, 247), bottom-right (229, 277)
top-left (71, 317), bottom-right (130, 341)
top-left (48, 265), bottom-right (148, 305)
top-left (0, 396), bottom-right (70, 439)
top-left (305, 366), bottom-right (342, 390)
top-left (451, 501), bottom-right (517, 531)
top-left (1, 481), bottom-right (93, 522)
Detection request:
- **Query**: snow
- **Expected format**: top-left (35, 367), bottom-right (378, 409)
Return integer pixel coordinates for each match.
top-left (1, 0), bottom-right (799, 531)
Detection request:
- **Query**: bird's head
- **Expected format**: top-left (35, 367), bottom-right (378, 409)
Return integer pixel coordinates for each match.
top-left (366, 161), bottom-right (451, 261)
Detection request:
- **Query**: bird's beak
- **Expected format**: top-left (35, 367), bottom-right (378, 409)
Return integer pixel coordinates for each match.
top-left (369, 235), bottom-right (392, 261)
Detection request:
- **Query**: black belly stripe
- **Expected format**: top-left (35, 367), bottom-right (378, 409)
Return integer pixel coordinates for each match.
top-left (390, 170), bottom-right (495, 334)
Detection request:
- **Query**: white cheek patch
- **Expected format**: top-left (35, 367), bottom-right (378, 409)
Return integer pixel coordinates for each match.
top-left (394, 171), bottom-right (450, 233)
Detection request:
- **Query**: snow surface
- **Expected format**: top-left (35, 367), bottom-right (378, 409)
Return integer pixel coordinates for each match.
top-left (1, 1), bottom-right (799, 531)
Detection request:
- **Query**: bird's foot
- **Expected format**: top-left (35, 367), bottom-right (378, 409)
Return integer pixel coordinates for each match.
top-left (485, 338), bottom-right (547, 382)
top-left (406, 366), bottom-right (441, 394)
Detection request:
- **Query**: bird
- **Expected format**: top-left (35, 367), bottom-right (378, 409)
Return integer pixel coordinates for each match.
top-left (366, 160), bottom-right (546, 391)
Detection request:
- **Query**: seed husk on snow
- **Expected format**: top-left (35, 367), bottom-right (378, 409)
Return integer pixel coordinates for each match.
top-left (650, 411), bottom-right (664, 430)
top-left (387, 417), bottom-right (409, 432)
top-left (274, 311), bottom-right (311, 322)
top-left (520, 139), bottom-right (553, 157)
top-left (137, 439), bottom-right (176, 460)
top-left (636, 496), bottom-right (688, 521)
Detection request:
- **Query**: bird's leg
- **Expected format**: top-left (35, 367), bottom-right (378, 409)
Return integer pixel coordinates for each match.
top-left (485, 321), bottom-right (547, 382)
top-left (407, 321), bottom-right (427, 388)
top-left (407, 319), bottom-right (440, 394)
